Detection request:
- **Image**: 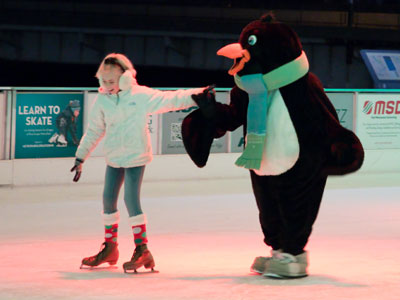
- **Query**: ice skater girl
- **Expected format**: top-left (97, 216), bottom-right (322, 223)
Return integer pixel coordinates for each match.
top-left (71, 53), bottom-right (212, 273)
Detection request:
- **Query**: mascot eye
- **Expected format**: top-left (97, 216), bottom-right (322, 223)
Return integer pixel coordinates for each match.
top-left (248, 35), bottom-right (257, 46)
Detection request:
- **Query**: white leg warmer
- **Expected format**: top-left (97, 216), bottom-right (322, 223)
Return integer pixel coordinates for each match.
top-left (129, 213), bottom-right (147, 226)
top-left (102, 211), bottom-right (120, 226)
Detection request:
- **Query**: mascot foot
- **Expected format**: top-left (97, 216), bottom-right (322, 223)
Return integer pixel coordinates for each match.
top-left (263, 251), bottom-right (308, 278)
top-left (250, 249), bottom-right (282, 274)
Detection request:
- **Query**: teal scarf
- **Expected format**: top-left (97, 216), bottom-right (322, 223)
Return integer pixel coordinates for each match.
top-left (234, 51), bottom-right (309, 170)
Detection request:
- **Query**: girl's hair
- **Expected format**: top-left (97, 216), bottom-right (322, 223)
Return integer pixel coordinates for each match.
top-left (95, 53), bottom-right (137, 78)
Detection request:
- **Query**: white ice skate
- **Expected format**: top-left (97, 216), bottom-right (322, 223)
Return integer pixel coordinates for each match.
top-left (48, 133), bottom-right (59, 144)
top-left (57, 134), bottom-right (68, 146)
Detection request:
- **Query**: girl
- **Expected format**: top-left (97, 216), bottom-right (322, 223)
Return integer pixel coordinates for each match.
top-left (71, 53), bottom-right (211, 273)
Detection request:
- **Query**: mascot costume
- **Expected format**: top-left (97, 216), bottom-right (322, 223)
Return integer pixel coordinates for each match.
top-left (182, 14), bottom-right (364, 278)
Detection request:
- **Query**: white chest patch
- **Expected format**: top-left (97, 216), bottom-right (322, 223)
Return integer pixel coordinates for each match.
top-left (253, 90), bottom-right (300, 176)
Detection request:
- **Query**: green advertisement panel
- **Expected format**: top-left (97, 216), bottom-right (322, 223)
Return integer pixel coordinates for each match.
top-left (15, 93), bottom-right (84, 158)
top-left (326, 92), bottom-right (354, 131)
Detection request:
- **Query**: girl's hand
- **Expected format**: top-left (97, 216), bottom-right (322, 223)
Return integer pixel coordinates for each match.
top-left (191, 84), bottom-right (217, 119)
top-left (70, 158), bottom-right (84, 182)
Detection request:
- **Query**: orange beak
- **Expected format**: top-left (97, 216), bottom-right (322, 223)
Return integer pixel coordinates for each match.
top-left (217, 43), bottom-right (251, 76)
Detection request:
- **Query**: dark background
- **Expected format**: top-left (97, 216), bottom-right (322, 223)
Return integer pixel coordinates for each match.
top-left (1, 0), bottom-right (400, 88)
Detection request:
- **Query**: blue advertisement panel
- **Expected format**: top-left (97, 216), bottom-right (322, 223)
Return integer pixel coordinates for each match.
top-left (15, 93), bottom-right (84, 158)
top-left (360, 49), bottom-right (400, 89)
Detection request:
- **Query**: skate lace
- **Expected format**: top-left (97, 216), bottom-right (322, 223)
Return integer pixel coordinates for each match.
top-left (99, 242), bottom-right (107, 252)
top-left (131, 245), bottom-right (146, 261)
top-left (87, 242), bottom-right (108, 262)
top-left (132, 249), bottom-right (141, 260)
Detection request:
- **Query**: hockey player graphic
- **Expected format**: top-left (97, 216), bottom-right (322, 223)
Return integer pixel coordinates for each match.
top-left (48, 100), bottom-right (81, 146)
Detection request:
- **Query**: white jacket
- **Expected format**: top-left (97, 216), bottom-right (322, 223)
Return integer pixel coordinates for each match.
top-left (76, 82), bottom-right (203, 168)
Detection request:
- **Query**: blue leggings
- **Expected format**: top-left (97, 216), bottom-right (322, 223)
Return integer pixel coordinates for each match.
top-left (103, 165), bottom-right (145, 217)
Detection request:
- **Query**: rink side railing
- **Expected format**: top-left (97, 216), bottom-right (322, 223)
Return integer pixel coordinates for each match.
top-left (1, 87), bottom-right (400, 186)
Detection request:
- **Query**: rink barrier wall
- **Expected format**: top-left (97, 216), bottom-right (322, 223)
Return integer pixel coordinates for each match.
top-left (0, 87), bottom-right (400, 187)
top-left (1, 151), bottom-right (400, 188)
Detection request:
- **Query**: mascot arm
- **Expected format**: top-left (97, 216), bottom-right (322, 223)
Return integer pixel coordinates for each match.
top-left (214, 86), bottom-right (248, 135)
top-left (181, 86), bottom-right (248, 168)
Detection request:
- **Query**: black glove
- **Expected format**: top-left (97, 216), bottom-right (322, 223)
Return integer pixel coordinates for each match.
top-left (70, 158), bottom-right (84, 182)
top-left (191, 84), bottom-right (216, 119)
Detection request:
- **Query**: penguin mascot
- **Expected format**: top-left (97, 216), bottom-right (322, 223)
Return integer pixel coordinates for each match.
top-left (182, 13), bottom-right (364, 278)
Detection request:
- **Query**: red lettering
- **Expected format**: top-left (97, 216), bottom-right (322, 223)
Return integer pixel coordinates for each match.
top-left (374, 101), bottom-right (385, 114)
top-left (396, 101), bottom-right (400, 114)
top-left (386, 101), bottom-right (394, 114)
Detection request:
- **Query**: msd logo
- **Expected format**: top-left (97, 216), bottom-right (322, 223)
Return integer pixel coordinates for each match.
top-left (363, 100), bottom-right (400, 115)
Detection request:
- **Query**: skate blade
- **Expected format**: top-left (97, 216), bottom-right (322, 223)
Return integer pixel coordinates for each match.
top-left (80, 264), bottom-right (118, 270)
top-left (124, 267), bottom-right (159, 274)
top-left (250, 267), bottom-right (264, 275)
top-left (263, 272), bottom-right (308, 279)
top-left (263, 272), bottom-right (284, 279)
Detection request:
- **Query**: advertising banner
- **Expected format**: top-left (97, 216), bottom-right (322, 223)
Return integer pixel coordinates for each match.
top-left (326, 92), bottom-right (354, 131)
top-left (0, 92), bottom-right (6, 159)
top-left (356, 93), bottom-right (400, 149)
top-left (230, 126), bottom-right (244, 153)
top-left (15, 93), bottom-right (84, 158)
top-left (160, 91), bottom-right (229, 154)
top-left (85, 92), bottom-right (103, 157)
top-left (147, 113), bottom-right (159, 155)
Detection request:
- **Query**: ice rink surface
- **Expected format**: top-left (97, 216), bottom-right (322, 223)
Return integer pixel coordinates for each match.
top-left (1, 177), bottom-right (399, 300)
